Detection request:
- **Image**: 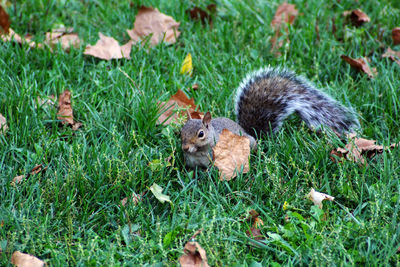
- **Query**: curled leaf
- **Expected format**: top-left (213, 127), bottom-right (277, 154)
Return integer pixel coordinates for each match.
top-left (340, 55), bottom-right (377, 78)
top-left (343, 9), bottom-right (370, 27)
top-left (382, 47), bottom-right (400, 66)
top-left (150, 183), bottom-right (171, 204)
top-left (307, 188), bottom-right (334, 208)
top-left (57, 90), bottom-right (82, 130)
top-left (45, 27), bottom-right (81, 51)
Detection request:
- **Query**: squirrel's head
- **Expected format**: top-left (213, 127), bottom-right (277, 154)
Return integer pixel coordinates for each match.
top-left (181, 111), bottom-right (212, 153)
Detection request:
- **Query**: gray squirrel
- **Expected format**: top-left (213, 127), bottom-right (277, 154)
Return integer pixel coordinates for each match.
top-left (180, 67), bottom-right (360, 168)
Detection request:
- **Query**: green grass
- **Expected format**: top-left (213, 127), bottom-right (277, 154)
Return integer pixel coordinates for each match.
top-left (1, 0), bottom-right (400, 265)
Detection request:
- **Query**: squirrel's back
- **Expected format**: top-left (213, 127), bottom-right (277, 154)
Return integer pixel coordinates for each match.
top-left (235, 67), bottom-right (360, 137)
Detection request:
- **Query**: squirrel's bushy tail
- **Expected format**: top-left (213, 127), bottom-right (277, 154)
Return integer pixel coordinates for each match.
top-left (235, 67), bottom-right (360, 137)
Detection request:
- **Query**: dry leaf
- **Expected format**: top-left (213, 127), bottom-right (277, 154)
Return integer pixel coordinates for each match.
top-left (307, 188), bottom-right (334, 209)
top-left (246, 227), bottom-right (264, 241)
top-left (11, 251), bottom-right (45, 267)
top-left (45, 27), bottom-right (81, 51)
top-left (330, 133), bottom-right (399, 165)
top-left (0, 28), bottom-right (39, 48)
top-left (340, 55), bottom-right (377, 78)
top-left (270, 3), bottom-right (298, 55)
top-left (180, 53), bottom-right (193, 76)
top-left (343, 9), bottom-right (370, 27)
top-left (179, 241), bottom-right (209, 267)
top-left (12, 164), bottom-right (47, 186)
top-left (0, 5), bottom-right (10, 33)
top-left (271, 3), bottom-right (298, 28)
top-left (157, 89), bottom-right (203, 125)
top-left (212, 129), bottom-right (250, 181)
top-left (57, 90), bottom-right (82, 130)
top-left (36, 95), bottom-right (55, 109)
top-left (127, 6), bottom-right (180, 47)
top-left (84, 33), bottom-right (132, 60)
top-left (392, 27), bottom-right (400, 46)
top-left (382, 47), bottom-right (400, 66)
top-left (0, 113), bottom-right (8, 133)
top-left (187, 4), bottom-right (216, 25)
top-left (121, 193), bottom-right (141, 207)
top-left (191, 84), bottom-right (199, 91)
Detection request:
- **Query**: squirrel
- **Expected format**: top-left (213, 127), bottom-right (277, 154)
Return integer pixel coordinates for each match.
top-left (180, 67), bottom-right (360, 168)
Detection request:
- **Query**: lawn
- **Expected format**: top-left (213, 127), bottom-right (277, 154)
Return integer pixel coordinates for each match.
top-left (1, 0), bottom-right (399, 266)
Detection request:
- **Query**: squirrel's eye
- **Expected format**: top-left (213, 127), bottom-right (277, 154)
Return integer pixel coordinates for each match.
top-left (198, 130), bottom-right (204, 138)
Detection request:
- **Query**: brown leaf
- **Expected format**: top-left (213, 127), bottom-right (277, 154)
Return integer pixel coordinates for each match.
top-left (187, 5), bottom-right (215, 25)
top-left (12, 164), bottom-right (47, 186)
top-left (271, 3), bottom-right (298, 29)
top-left (343, 9), bottom-right (370, 27)
top-left (246, 227), bottom-right (264, 241)
top-left (331, 133), bottom-right (400, 164)
top-left (0, 113), bottom-right (8, 133)
top-left (191, 84), bottom-right (199, 91)
top-left (127, 6), bottom-right (180, 47)
top-left (157, 89), bottom-right (203, 125)
top-left (57, 90), bottom-right (82, 130)
top-left (392, 27), bottom-right (400, 46)
top-left (382, 47), bottom-right (400, 66)
top-left (247, 209), bottom-right (264, 228)
top-left (84, 33), bottom-right (132, 60)
top-left (11, 251), bottom-right (45, 267)
top-left (121, 193), bottom-right (142, 207)
top-left (0, 28), bottom-right (40, 48)
top-left (179, 241), bottom-right (209, 267)
top-left (45, 27), bottom-right (81, 51)
top-left (0, 5), bottom-right (10, 33)
top-left (307, 188), bottom-right (334, 208)
top-left (340, 55), bottom-right (377, 78)
top-left (270, 3), bottom-right (298, 55)
top-left (212, 129), bottom-right (250, 181)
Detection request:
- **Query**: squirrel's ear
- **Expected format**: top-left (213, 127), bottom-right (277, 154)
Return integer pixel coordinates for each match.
top-left (203, 112), bottom-right (212, 127)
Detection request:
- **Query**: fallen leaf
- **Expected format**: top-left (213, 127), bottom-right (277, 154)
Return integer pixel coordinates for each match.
top-left (121, 192), bottom-right (142, 207)
top-left (180, 53), bottom-right (193, 76)
top-left (127, 6), bottom-right (180, 47)
top-left (84, 33), bottom-right (132, 60)
top-left (187, 4), bottom-right (216, 25)
top-left (0, 28), bottom-right (39, 47)
top-left (212, 129), bottom-right (250, 181)
top-left (157, 89), bottom-right (203, 125)
top-left (191, 84), bottom-right (199, 91)
top-left (36, 95), bottom-right (55, 109)
top-left (0, 113), bottom-right (8, 133)
top-left (12, 164), bottom-right (47, 186)
top-left (245, 227), bottom-right (264, 241)
top-left (307, 188), bottom-right (334, 209)
top-left (0, 5), bottom-right (10, 33)
top-left (270, 3), bottom-right (298, 55)
top-left (179, 241), bottom-right (209, 267)
top-left (11, 251), bottom-right (45, 267)
top-left (45, 27), bottom-right (81, 51)
top-left (382, 47), bottom-right (400, 66)
top-left (330, 133), bottom-right (399, 164)
top-left (392, 27), bottom-right (400, 46)
top-left (340, 55), bottom-right (377, 78)
top-left (271, 3), bottom-right (298, 28)
top-left (150, 183), bottom-right (171, 204)
top-left (343, 9), bottom-right (370, 27)
top-left (57, 90), bottom-right (82, 130)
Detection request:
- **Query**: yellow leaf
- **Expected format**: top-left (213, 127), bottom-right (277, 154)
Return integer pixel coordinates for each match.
top-left (180, 53), bottom-right (193, 76)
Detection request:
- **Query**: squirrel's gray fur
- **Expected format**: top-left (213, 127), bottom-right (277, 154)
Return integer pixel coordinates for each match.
top-left (181, 67), bottom-right (360, 168)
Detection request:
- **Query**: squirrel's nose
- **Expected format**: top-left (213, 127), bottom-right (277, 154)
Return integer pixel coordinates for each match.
top-left (182, 144), bottom-right (190, 152)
